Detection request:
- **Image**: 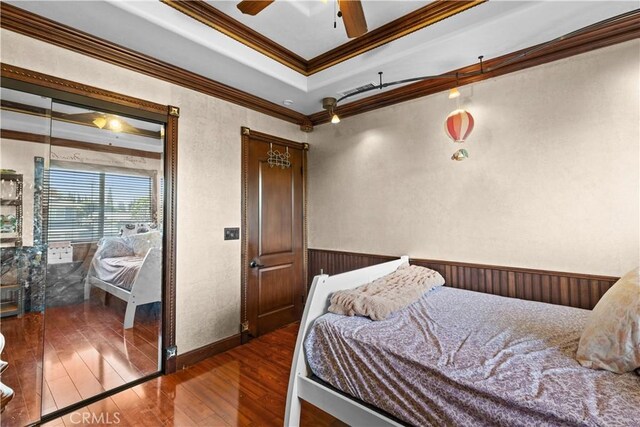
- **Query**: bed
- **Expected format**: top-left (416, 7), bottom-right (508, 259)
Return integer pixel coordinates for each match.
top-left (84, 230), bottom-right (162, 329)
top-left (284, 257), bottom-right (640, 426)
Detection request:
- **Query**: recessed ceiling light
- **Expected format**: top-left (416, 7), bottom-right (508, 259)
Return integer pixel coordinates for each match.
top-left (283, 100), bottom-right (294, 106)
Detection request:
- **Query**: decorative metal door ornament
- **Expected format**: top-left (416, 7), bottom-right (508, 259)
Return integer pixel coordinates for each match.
top-left (267, 143), bottom-right (291, 169)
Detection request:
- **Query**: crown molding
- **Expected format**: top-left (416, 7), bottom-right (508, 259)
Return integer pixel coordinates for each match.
top-left (0, 3), bottom-right (313, 131)
top-left (309, 10), bottom-right (640, 125)
top-left (159, 0), bottom-right (308, 74)
top-left (1, 3), bottom-right (637, 132)
top-left (160, 0), bottom-right (486, 76)
top-left (306, 0), bottom-right (486, 74)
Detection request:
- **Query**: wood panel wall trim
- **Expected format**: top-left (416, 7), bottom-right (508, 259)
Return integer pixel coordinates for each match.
top-left (175, 333), bottom-right (242, 370)
top-left (240, 126), bottom-right (308, 150)
top-left (308, 249), bottom-right (619, 310)
top-left (0, 4), bottom-right (313, 131)
top-left (160, 0), bottom-right (307, 74)
top-left (163, 105), bottom-right (179, 374)
top-left (309, 10), bottom-right (640, 125)
top-left (160, 0), bottom-right (485, 76)
top-left (0, 129), bottom-right (163, 160)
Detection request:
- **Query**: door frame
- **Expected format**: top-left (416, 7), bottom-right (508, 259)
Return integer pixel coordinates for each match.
top-left (240, 126), bottom-right (308, 342)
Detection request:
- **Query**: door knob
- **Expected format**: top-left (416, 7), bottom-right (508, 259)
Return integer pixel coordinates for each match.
top-left (249, 260), bottom-right (265, 268)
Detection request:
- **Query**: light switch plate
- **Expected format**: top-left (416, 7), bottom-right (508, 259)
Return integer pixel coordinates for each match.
top-left (224, 227), bottom-right (240, 240)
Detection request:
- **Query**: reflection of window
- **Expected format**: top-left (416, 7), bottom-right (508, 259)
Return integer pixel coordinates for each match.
top-left (47, 168), bottom-right (153, 242)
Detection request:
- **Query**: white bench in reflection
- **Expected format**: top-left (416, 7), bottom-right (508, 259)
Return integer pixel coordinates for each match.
top-left (84, 231), bottom-right (162, 329)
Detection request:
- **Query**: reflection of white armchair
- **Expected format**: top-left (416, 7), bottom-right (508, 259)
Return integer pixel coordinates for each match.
top-left (84, 231), bottom-right (162, 329)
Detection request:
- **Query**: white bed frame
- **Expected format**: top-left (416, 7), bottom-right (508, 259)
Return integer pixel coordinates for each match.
top-left (284, 256), bottom-right (409, 427)
top-left (84, 248), bottom-right (162, 329)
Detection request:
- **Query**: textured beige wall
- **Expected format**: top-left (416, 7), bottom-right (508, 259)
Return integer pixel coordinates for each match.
top-left (308, 40), bottom-right (640, 277)
top-left (0, 30), bottom-right (305, 353)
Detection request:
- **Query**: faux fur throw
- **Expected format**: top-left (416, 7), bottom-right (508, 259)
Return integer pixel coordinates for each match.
top-left (328, 263), bottom-right (445, 320)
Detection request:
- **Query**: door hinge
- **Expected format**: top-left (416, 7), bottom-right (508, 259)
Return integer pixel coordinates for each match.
top-left (165, 345), bottom-right (177, 360)
top-left (241, 321), bottom-right (249, 332)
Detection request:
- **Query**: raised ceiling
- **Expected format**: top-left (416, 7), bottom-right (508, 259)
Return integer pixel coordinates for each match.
top-left (209, 0), bottom-right (432, 59)
top-left (3, 1), bottom-right (637, 118)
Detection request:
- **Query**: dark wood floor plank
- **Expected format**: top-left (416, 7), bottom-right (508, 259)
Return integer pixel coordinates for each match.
top-left (9, 321), bottom-right (343, 426)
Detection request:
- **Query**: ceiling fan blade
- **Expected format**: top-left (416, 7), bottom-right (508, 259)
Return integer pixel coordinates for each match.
top-left (237, 0), bottom-right (274, 16)
top-left (338, 0), bottom-right (368, 38)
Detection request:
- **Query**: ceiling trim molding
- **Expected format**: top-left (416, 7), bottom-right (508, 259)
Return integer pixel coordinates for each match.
top-left (309, 10), bottom-right (640, 125)
top-left (1, 4), bottom-right (637, 131)
top-left (160, 0), bottom-right (486, 76)
top-left (0, 3), bottom-right (313, 131)
top-left (160, 0), bottom-right (308, 74)
top-left (306, 0), bottom-right (486, 74)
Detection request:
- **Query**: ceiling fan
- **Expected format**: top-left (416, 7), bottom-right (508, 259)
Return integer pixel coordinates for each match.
top-left (236, 0), bottom-right (368, 38)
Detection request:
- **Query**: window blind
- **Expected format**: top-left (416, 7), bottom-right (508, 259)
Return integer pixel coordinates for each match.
top-left (47, 168), bottom-right (153, 242)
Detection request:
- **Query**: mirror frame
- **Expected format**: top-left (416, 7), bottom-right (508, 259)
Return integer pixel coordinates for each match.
top-left (1, 62), bottom-right (179, 422)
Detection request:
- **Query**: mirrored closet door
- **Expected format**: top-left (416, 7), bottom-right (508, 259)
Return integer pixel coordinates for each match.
top-left (0, 90), bottom-right (166, 424)
top-left (42, 102), bottom-right (165, 415)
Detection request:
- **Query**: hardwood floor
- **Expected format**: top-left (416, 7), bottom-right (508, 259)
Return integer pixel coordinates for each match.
top-left (1, 295), bottom-right (160, 426)
top-left (0, 310), bottom-right (44, 427)
top-left (41, 323), bottom-right (344, 427)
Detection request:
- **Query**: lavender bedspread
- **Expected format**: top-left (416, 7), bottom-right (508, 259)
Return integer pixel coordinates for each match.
top-left (305, 287), bottom-right (640, 426)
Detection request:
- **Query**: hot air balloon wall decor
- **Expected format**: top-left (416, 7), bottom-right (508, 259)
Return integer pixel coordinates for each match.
top-left (444, 108), bottom-right (475, 161)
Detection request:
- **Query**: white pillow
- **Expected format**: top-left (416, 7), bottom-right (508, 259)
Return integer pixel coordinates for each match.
top-left (576, 267), bottom-right (640, 373)
top-left (96, 237), bottom-right (134, 259)
top-left (124, 231), bottom-right (162, 257)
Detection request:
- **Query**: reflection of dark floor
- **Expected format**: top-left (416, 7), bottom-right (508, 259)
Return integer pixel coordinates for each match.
top-left (0, 292), bottom-right (160, 426)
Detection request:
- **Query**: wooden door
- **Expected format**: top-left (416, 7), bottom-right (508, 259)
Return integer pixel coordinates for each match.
top-left (242, 128), bottom-right (306, 338)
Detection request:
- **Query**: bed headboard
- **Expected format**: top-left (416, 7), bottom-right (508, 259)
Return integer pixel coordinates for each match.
top-left (285, 256), bottom-right (409, 426)
top-left (300, 255), bottom-right (409, 340)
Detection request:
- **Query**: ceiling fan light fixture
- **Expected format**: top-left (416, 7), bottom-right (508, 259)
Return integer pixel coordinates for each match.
top-left (108, 118), bottom-right (123, 132)
top-left (92, 116), bottom-right (107, 129)
top-left (322, 97), bottom-right (341, 124)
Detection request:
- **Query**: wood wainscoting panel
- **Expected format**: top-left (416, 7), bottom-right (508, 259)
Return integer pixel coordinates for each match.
top-left (308, 249), bottom-right (619, 310)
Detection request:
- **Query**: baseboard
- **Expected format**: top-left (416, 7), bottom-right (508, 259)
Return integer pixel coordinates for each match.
top-left (176, 333), bottom-right (242, 369)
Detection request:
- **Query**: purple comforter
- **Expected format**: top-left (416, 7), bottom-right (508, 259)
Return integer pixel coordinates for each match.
top-left (305, 287), bottom-right (640, 426)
